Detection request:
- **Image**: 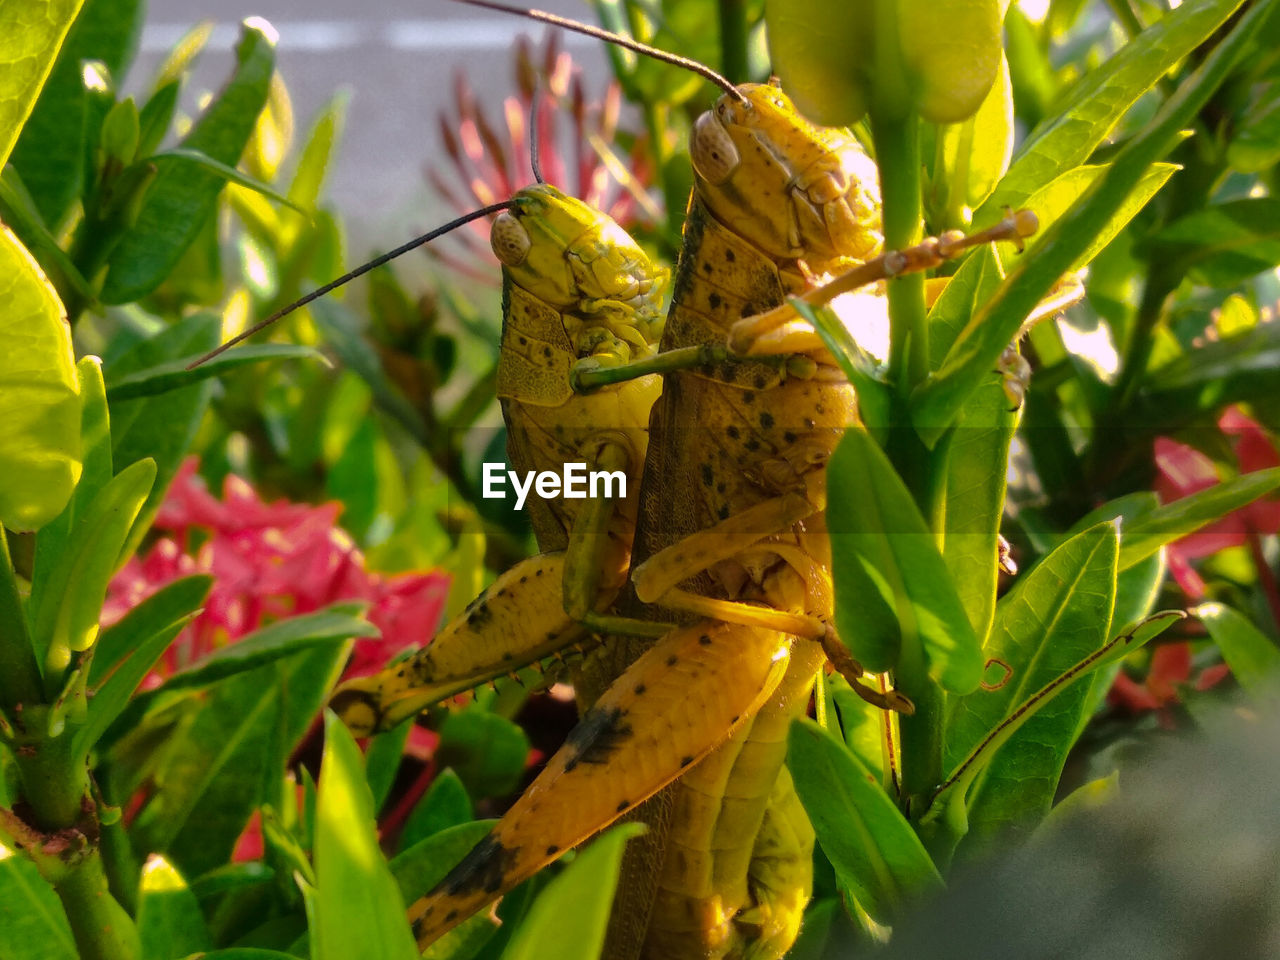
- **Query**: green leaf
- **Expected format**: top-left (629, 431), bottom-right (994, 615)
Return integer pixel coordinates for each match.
top-left (313, 711), bottom-right (418, 960)
top-left (90, 574), bottom-right (213, 685)
top-left (826, 429), bottom-right (983, 692)
top-left (198, 952), bottom-right (304, 959)
top-left (0, 854), bottom-right (77, 960)
top-left (1032, 771), bottom-right (1120, 841)
top-left (389, 819), bottom-right (495, 901)
top-left (914, 0), bottom-right (1266, 440)
top-left (310, 299), bottom-right (430, 447)
top-left (0, 0), bottom-right (84, 169)
top-left (942, 371), bottom-right (1018, 646)
top-left (399, 768), bottom-right (475, 853)
top-left (287, 92), bottom-right (347, 214)
top-left (1134, 321), bottom-right (1280, 423)
top-left (152, 147), bottom-right (306, 212)
top-left (436, 707), bottom-right (532, 799)
top-left (364, 721), bottom-right (412, 815)
top-left (10, 0), bottom-right (142, 226)
top-left (107, 314), bottom-right (218, 560)
top-left (1118, 467), bottom-right (1280, 570)
top-left (129, 644), bottom-right (346, 875)
top-left (788, 718), bottom-right (943, 923)
top-left (1227, 80), bottom-right (1280, 172)
top-left (1145, 198), bottom-right (1280, 287)
top-left (154, 605), bottom-right (375, 695)
top-left (29, 357), bottom-right (110, 618)
top-left (0, 165), bottom-right (95, 303)
top-left (74, 606), bottom-right (196, 758)
top-left (101, 21), bottom-right (275, 303)
top-left (941, 523), bottom-right (1119, 856)
top-left (0, 225), bottom-right (81, 532)
top-left (29, 457), bottom-right (155, 671)
top-left (978, 0), bottom-right (1247, 217)
top-left (1196, 602), bottom-right (1280, 698)
top-left (104, 343), bottom-right (324, 401)
top-left (137, 854), bottom-right (211, 960)
top-left (501, 822), bottom-right (645, 960)
top-left (927, 244), bottom-right (1004, 366)
top-left (798, 299), bottom-right (891, 437)
top-left (1014, 161), bottom-right (1178, 271)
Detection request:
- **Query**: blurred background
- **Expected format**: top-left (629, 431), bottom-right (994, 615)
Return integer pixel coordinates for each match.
top-left (132, 0), bottom-right (615, 250)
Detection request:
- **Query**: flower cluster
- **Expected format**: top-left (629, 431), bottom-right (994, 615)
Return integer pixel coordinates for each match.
top-left (1110, 407), bottom-right (1280, 716)
top-left (104, 458), bottom-right (451, 686)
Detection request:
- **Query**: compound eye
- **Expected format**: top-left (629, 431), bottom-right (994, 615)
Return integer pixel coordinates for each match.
top-left (691, 111), bottom-right (740, 185)
top-left (490, 212), bottom-right (531, 266)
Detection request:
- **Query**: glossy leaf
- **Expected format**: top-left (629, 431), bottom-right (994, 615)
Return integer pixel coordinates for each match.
top-left (153, 605), bottom-right (375, 695)
top-left (312, 712), bottom-right (418, 960)
top-left (29, 457), bottom-right (154, 669)
top-left (1134, 322), bottom-right (1280, 425)
top-left (0, 854), bottom-right (77, 960)
top-left (106, 314), bottom-right (218, 560)
top-left (129, 644), bottom-right (346, 875)
top-left (399, 768), bottom-right (475, 853)
top-left (364, 721), bottom-right (412, 815)
top-left (29, 357), bottom-right (110, 618)
top-left (0, 0), bottom-right (83, 168)
top-left (942, 371), bottom-right (1018, 645)
top-left (10, 0), bottom-right (142, 226)
top-left (789, 718), bottom-right (942, 923)
top-left (827, 429), bottom-right (983, 692)
top-left (1117, 467), bottom-right (1280, 569)
top-left (0, 225), bottom-right (80, 532)
top-left (89, 575), bottom-right (213, 685)
top-left (978, 0), bottom-right (1246, 217)
top-left (1145, 198), bottom-right (1280, 288)
top-left (389, 819), bottom-right (495, 901)
top-left (913, 0), bottom-right (1267, 440)
top-left (101, 21), bottom-right (276, 302)
top-left (74, 607), bottom-right (196, 758)
top-left (1196, 602), bottom-right (1280, 698)
top-left (436, 706), bottom-right (532, 798)
top-left (137, 855), bottom-right (210, 960)
top-left (502, 822), bottom-right (645, 960)
top-left (942, 523), bottom-right (1118, 855)
top-left (104, 342), bottom-right (324, 401)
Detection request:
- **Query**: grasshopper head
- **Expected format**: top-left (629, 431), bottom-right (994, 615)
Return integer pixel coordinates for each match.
top-left (492, 184), bottom-right (665, 360)
top-left (691, 84), bottom-right (882, 269)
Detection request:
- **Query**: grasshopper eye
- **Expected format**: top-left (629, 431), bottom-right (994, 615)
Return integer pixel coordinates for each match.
top-left (491, 212), bottom-right (531, 266)
top-left (692, 111), bottom-right (739, 185)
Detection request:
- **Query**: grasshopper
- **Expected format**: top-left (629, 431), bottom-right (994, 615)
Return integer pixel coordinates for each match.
top-left (328, 180), bottom-right (675, 733)
top-left (408, 7), bottom-right (1039, 957)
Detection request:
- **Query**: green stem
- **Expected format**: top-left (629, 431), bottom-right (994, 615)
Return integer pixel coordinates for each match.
top-left (717, 0), bottom-right (749, 84)
top-left (0, 528), bottom-right (45, 715)
top-left (871, 112), bottom-right (928, 393)
top-left (54, 851), bottom-right (140, 960)
top-left (894, 628), bottom-right (945, 813)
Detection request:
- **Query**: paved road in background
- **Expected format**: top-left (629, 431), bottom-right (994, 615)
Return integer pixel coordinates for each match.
top-left (135, 0), bottom-right (615, 249)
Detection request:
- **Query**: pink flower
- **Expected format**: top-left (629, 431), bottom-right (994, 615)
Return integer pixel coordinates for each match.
top-left (105, 458), bottom-right (451, 684)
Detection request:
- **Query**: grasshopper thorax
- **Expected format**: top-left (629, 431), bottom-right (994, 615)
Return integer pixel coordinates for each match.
top-left (692, 84), bottom-right (882, 271)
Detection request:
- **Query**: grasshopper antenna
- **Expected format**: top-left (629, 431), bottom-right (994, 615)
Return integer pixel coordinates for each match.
top-left (530, 81), bottom-right (546, 184)
top-left (188, 200), bottom-right (517, 369)
top-left (456, 0), bottom-right (747, 104)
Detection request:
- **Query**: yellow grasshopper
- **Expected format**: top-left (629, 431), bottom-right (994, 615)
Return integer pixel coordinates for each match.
top-left (328, 180), bottom-right (675, 733)
top-left (406, 8), bottom-right (1039, 956)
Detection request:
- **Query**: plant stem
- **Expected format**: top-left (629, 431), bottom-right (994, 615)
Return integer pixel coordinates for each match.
top-left (54, 850), bottom-right (140, 960)
top-left (871, 112), bottom-right (928, 393)
top-left (718, 0), bottom-right (748, 84)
